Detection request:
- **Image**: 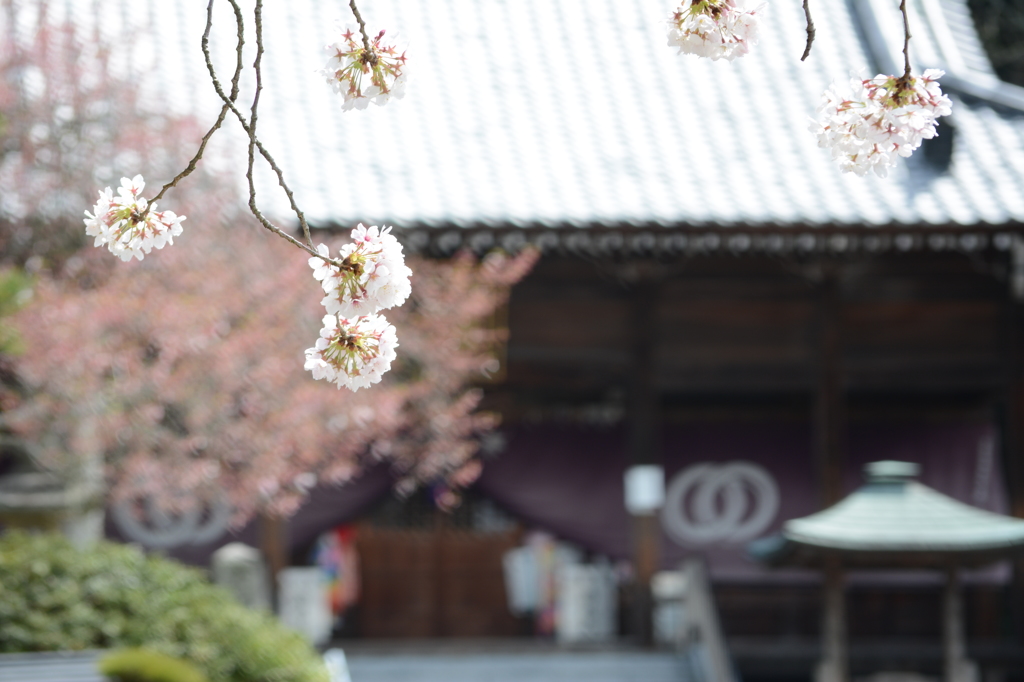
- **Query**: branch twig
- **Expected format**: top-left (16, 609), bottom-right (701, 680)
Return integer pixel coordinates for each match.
top-left (899, 0), bottom-right (912, 79)
top-left (800, 0), bottom-right (815, 62)
top-left (201, 0), bottom-right (320, 260)
top-left (247, 0), bottom-right (313, 249)
top-left (146, 0), bottom-right (245, 211)
top-left (349, 0), bottom-right (372, 53)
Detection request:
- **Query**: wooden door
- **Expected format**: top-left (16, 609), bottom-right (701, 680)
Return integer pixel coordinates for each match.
top-left (356, 524), bottom-right (525, 637)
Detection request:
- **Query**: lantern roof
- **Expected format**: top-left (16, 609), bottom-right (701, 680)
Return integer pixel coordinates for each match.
top-left (751, 461), bottom-right (1024, 568)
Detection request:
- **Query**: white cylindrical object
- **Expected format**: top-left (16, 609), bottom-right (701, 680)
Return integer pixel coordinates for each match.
top-left (624, 464), bottom-right (665, 515)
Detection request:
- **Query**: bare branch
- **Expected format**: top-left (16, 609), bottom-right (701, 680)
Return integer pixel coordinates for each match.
top-left (349, 0), bottom-right (372, 54)
top-left (200, 0), bottom-right (320, 260)
top-left (147, 0), bottom-right (244, 209)
top-left (245, 0), bottom-right (313, 249)
top-left (194, 0), bottom-right (315, 258)
top-left (900, 0), bottom-right (912, 79)
top-left (800, 0), bottom-right (815, 62)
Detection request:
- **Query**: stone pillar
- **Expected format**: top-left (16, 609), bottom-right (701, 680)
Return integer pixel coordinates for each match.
top-left (943, 566), bottom-right (980, 682)
top-left (212, 542), bottom-right (272, 611)
top-left (815, 555), bottom-right (848, 682)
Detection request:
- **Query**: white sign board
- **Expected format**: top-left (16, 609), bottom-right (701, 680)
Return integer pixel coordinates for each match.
top-left (278, 567), bottom-right (332, 647)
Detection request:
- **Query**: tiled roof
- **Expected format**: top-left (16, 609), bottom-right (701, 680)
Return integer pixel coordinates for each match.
top-left (88, 1), bottom-right (1024, 229)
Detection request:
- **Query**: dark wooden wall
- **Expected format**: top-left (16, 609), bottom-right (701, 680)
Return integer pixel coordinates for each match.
top-left (483, 246), bottom-right (1023, 647)
top-left (347, 245), bottom-right (1024, 645)
top-left (493, 251), bottom-right (1006, 406)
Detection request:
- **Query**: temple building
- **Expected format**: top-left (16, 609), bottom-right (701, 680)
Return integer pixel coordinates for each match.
top-left (86, 0), bottom-right (1024, 670)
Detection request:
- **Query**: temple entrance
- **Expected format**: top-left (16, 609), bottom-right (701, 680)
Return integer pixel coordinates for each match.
top-left (353, 490), bottom-right (526, 638)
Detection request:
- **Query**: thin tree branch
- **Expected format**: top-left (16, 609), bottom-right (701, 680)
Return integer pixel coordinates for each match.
top-left (349, 0), bottom-right (372, 54)
top-left (199, 0), bottom-right (321, 261)
top-left (200, 2), bottom-right (316, 258)
top-left (800, 0), bottom-right (815, 62)
top-left (900, 0), bottom-right (912, 80)
top-left (147, 0), bottom-right (244, 209)
top-left (245, 0), bottom-right (313, 250)
top-left (247, 0), bottom-right (265, 245)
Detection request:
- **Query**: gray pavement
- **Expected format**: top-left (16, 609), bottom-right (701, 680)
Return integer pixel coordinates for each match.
top-left (341, 643), bottom-right (683, 682)
top-left (0, 644), bottom-right (685, 682)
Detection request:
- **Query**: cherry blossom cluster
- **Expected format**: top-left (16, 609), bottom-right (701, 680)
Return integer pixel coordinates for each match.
top-left (812, 69), bottom-right (953, 177)
top-left (84, 175), bottom-right (185, 262)
top-left (305, 224), bottom-right (412, 391)
top-left (304, 312), bottom-right (399, 391)
top-left (321, 27), bottom-right (408, 111)
top-left (309, 224), bottom-right (413, 318)
top-left (667, 0), bottom-right (763, 61)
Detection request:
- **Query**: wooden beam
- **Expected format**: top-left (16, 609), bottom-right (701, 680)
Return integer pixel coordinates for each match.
top-left (259, 511), bottom-right (287, 609)
top-left (815, 265), bottom-right (846, 508)
top-left (628, 280), bottom-right (660, 465)
top-left (1002, 294), bottom-right (1024, 642)
top-left (627, 278), bottom-right (661, 646)
top-left (1003, 299), bottom-right (1024, 519)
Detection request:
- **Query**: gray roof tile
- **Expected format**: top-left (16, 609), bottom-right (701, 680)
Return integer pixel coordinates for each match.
top-left (38, 0), bottom-right (1024, 230)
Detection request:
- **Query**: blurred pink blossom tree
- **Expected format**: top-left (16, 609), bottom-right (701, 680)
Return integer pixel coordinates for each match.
top-left (5, 225), bottom-right (536, 523)
top-left (0, 0), bottom-right (232, 268)
top-left (0, 0), bottom-right (538, 524)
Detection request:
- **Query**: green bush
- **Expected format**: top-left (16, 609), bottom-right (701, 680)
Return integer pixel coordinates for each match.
top-left (99, 648), bottom-right (209, 682)
top-left (0, 531), bottom-right (328, 682)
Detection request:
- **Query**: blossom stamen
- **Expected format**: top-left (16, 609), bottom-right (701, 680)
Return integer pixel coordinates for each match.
top-left (304, 313), bottom-right (398, 391)
top-left (320, 25), bottom-right (407, 111)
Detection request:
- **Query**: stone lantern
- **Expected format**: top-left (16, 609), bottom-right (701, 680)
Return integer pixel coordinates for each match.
top-left (751, 461), bottom-right (1024, 682)
top-left (0, 435), bottom-right (104, 548)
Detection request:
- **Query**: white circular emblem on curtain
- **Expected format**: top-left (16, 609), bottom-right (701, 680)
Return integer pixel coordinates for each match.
top-left (660, 461), bottom-right (780, 546)
top-left (111, 494), bottom-right (232, 549)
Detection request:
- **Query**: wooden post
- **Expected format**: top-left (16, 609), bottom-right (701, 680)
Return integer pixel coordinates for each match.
top-left (814, 265), bottom-right (845, 509)
top-left (1001, 257), bottom-right (1024, 641)
top-left (816, 554), bottom-right (848, 682)
top-left (627, 277), bottom-right (661, 646)
top-left (259, 511), bottom-right (287, 609)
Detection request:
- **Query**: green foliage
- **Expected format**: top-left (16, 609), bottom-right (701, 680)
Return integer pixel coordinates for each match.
top-left (99, 648), bottom-right (209, 682)
top-left (0, 531), bottom-right (328, 682)
top-left (0, 268), bottom-right (32, 354)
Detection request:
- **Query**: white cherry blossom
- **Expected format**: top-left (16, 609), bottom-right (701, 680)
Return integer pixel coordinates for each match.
top-left (84, 175), bottom-right (185, 261)
top-left (667, 0), bottom-right (763, 62)
top-left (321, 27), bottom-right (407, 111)
top-left (308, 224), bottom-right (412, 318)
top-left (812, 69), bottom-right (953, 178)
top-left (304, 313), bottom-right (398, 391)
